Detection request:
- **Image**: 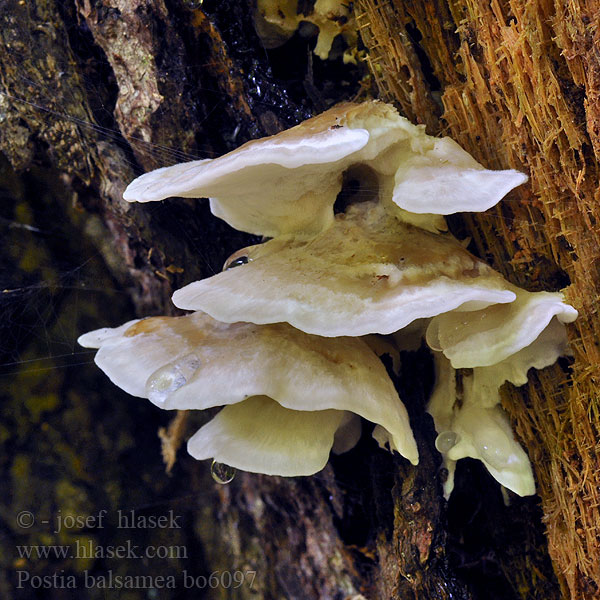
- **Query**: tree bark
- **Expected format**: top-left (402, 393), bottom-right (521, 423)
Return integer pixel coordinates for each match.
top-left (1, 1), bottom-right (594, 599)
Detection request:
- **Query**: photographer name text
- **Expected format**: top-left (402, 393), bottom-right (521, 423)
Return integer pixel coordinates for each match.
top-left (17, 509), bottom-right (183, 533)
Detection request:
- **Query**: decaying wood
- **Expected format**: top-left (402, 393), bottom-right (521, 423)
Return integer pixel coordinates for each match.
top-left (356, 0), bottom-right (600, 598)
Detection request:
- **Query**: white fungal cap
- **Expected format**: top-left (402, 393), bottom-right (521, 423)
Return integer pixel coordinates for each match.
top-left (391, 137), bottom-right (528, 214)
top-left (172, 202), bottom-right (517, 337)
top-left (425, 287), bottom-right (578, 368)
top-left (427, 316), bottom-right (574, 497)
top-left (187, 396), bottom-right (348, 476)
top-left (445, 404), bottom-right (535, 497)
top-left (123, 103), bottom-right (373, 237)
top-left (469, 316), bottom-right (572, 393)
top-left (78, 311), bottom-right (419, 468)
top-left (331, 413), bottom-right (363, 454)
top-left (123, 101), bottom-right (527, 237)
top-left (427, 355), bottom-right (535, 498)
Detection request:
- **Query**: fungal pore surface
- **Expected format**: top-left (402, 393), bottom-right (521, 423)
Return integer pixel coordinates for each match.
top-left (80, 101), bottom-right (577, 498)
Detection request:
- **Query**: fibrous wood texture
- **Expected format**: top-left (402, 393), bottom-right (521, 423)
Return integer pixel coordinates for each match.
top-left (356, 0), bottom-right (600, 597)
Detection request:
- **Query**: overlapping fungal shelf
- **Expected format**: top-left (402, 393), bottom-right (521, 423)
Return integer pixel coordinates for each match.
top-left (80, 101), bottom-right (577, 497)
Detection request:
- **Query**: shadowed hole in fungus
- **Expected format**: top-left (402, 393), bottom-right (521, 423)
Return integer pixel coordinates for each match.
top-left (334, 164), bottom-right (380, 214)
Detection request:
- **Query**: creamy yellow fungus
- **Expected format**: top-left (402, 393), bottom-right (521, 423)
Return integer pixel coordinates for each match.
top-left (83, 101), bottom-right (576, 496)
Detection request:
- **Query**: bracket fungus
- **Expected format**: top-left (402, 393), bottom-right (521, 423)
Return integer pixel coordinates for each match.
top-left (429, 315), bottom-right (573, 498)
top-left (123, 102), bottom-right (527, 237)
top-left (84, 101), bottom-right (577, 498)
top-left (79, 312), bottom-right (418, 474)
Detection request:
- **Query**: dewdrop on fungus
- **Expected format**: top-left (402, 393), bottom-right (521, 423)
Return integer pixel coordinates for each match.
top-left (82, 100), bottom-right (577, 497)
top-left (145, 353), bottom-right (200, 405)
top-left (434, 431), bottom-right (460, 454)
top-left (211, 460), bottom-right (236, 484)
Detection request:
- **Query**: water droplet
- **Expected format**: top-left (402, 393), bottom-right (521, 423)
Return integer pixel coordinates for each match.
top-left (145, 353), bottom-right (200, 404)
top-left (224, 255), bottom-right (249, 270)
top-left (211, 460), bottom-right (236, 484)
top-left (435, 431), bottom-right (460, 454)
